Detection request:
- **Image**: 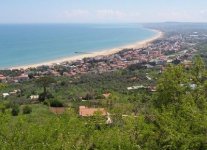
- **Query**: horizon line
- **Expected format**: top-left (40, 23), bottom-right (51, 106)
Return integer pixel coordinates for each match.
top-left (1, 21), bottom-right (207, 25)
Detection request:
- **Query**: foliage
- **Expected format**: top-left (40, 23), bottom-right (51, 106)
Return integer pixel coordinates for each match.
top-left (0, 83), bottom-right (7, 89)
top-left (36, 76), bottom-right (56, 100)
top-left (153, 57), bottom-right (207, 149)
top-left (0, 103), bottom-right (6, 113)
top-left (50, 99), bottom-right (64, 107)
top-left (38, 92), bottom-right (54, 102)
top-left (23, 105), bottom-right (32, 114)
top-left (11, 104), bottom-right (20, 116)
top-left (155, 64), bottom-right (189, 107)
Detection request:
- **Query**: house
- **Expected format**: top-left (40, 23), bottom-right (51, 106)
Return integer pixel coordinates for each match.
top-left (144, 64), bottom-right (154, 69)
top-left (2, 93), bottom-right (9, 98)
top-left (146, 76), bottom-right (152, 80)
top-left (50, 107), bottom-right (65, 114)
top-left (14, 74), bottom-right (29, 82)
top-left (106, 113), bottom-right (113, 124)
top-left (189, 84), bottom-right (196, 90)
top-left (180, 83), bottom-right (197, 90)
top-left (127, 85), bottom-right (146, 90)
top-left (102, 93), bottom-right (111, 99)
top-left (79, 106), bottom-right (107, 117)
top-left (148, 86), bottom-right (157, 92)
top-left (30, 95), bottom-right (39, 100)
top-left (8, 89), bottom-right (20, 95)
top-left (182, 60), bottom-right (192, 68)
top-left (9, 91), bottom-right (17, 95)
top-left (0, 74), bottom-right (6, 81)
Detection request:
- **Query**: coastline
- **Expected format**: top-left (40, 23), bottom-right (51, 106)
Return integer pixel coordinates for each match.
top-left (10, 29), bottom-right (164, 70)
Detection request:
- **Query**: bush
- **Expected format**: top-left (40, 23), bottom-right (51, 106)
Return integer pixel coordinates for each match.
top-left (39, 92), bottom-right (54, 102)
top-left (83, 93), bottom-right (94, 100)
top-left (12, 98), bottom-right (29, 105)
top-left (60, 81), bottom-right (66, 86)
top-left (50, 100), bottom-right (64, 107)
top-left (5, 101), bottom-right (14, 109)
top-left (23, 105), bottom-right (32, 114)
top-left (95, 94), bottom-right (105, 99)
top-left (0, 104), bottom-right (6, 113)
top-left (11, 105), bottom-right (20, 116)
top-left (38, 93), bottom-right (46, 102)
top-left (43, 99), bottom-right (50, 106)
top-left (1, 107), bottom-right (5, 113)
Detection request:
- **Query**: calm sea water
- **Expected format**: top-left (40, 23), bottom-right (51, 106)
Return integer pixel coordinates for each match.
top-left (0, 24), bottom-right (156, 68)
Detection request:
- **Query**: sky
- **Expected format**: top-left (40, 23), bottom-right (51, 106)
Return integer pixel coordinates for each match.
top-left (0, 0), bottom-right (207, 23)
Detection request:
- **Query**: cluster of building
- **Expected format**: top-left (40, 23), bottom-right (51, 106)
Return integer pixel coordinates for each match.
top-left (0, 31), bottom-right (205, 84)
top-left (2, 89), bottom-right (21, 98)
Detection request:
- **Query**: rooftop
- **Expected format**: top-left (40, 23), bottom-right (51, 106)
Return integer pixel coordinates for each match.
top-left (79, 106), bottom-right (107, 117)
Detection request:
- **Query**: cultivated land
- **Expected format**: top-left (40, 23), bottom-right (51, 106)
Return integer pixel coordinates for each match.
top-left (0, 23), bottom-right (207, 149)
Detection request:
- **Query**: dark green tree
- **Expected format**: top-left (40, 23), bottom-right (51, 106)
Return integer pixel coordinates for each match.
top-left (36, 76), bottom-right (56, 101)
top-left (155, 64), bottom-right (189, 107)
top-left (11, 104), bottom-right (20, 116)
top-left (191, 56), bottom-right (205, 83)
top-left (36, 76), bottom-right (56, 94)
top-left (153, 59), bottom-right (207, 149)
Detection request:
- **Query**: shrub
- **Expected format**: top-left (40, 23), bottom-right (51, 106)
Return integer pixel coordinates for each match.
top-left (5, 101), bottom-right (14, 109)
top-left (12, 98), bottom-right (29, 105)
top-left (1, 107), bottom-right (5, 113)
top-left (39, 92), bottom-right (54, 102)
top-left (11, 105), bottom-right (20, 116)
top-left (38, 93), bottom-right (46, 102)
top-left (83, 93), bottom-right (94, 100)
top-left (50, 100), bottom-right (64, 107)
top-left (95, 94), bottom-right (105, 99)
top-left (23, 105), bottom-right (32, 114)
top-left (0, 104), bottom-right (6, 113)
top-left (60, 81), bottom-right (66, 86)
top-left (43, 99), bottom-right (50, 106)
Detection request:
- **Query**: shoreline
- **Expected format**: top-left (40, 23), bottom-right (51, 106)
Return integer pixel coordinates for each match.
top-left (9, 29), bottom-right (164, 70)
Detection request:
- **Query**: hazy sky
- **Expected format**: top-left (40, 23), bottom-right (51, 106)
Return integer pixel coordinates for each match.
top-left (1, 0), bottom-right (207, 23)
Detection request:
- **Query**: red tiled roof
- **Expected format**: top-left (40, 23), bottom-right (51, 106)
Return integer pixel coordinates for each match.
top-left (50, 107), bottom-right (65, 114)
top-left (79, 106), bottom-right (107, 116)
top-left (0, 74), bottom-right (6, 80)
top-left (0, 74), bottom-right (5, 77)
top-left (102, 93), bottom-right (111, 98)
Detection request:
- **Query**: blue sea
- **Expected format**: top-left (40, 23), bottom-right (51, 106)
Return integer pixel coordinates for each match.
top-left (0, 24), bottom-right (156, 68)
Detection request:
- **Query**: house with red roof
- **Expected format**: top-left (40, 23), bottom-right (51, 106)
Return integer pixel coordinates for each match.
top-left (79, 106), bottom-right (107, 117)
top-left (0, 74), bottom-right (6, 81)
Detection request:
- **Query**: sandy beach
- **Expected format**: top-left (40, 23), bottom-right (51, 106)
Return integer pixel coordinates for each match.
top-left (10, 30), bottom-right (164, 70)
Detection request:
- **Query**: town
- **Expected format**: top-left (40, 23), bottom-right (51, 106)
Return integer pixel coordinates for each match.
top-left (0, 28), bottom-right (205, 83)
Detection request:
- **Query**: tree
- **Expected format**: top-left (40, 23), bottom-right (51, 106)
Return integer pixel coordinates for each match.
top-left (191, 56), bottom-right (206, 83)
top-left (36, 76), bottom-right (56, 101)
top-left (50, 99), bottom-right (63, 107)
top-left (11, 104), bottom-right (20, 116)
top-left (153, 60), bottom-right (207, 149)
top-left (155, 64), bottom-right (189, 107)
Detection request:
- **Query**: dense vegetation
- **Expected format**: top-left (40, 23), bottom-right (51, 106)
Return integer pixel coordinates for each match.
top-left (0, 57), bottom-right (207, 149)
